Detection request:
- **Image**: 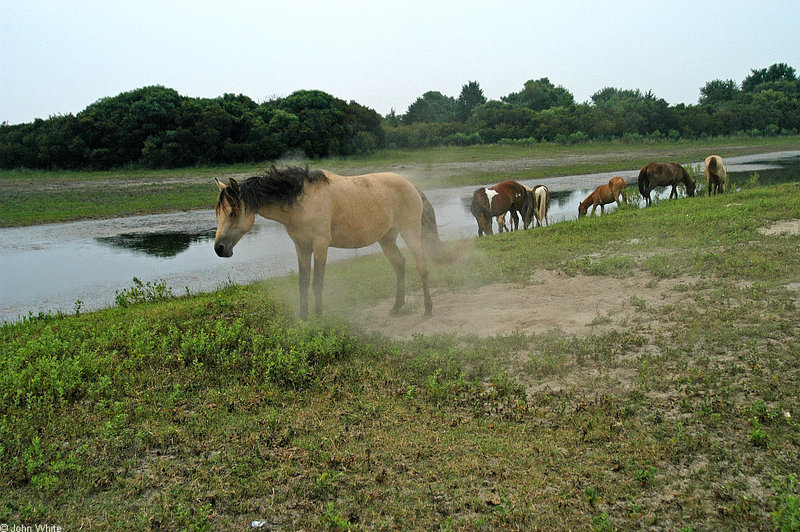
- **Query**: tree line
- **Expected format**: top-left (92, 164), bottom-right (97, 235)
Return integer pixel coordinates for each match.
top-left (1, 63), bottom-right (797, 170)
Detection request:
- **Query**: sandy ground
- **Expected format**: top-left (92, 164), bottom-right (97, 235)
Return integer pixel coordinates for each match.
top-left (358, 269), bottom-right (695, 341)
top-left (358, 218), bottom-right (800, 341)
top-left (758, 218), bottom-right (800, 236)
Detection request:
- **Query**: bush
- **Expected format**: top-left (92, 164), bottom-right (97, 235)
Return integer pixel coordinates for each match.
top-left (114, 277), bottom-right (176, 308)
top-left (445, 132), bottom-right (482, 146)
top-left (497, 137), bottom-right (537, 146)
top-left (568, 131), bottom-right (589, 144)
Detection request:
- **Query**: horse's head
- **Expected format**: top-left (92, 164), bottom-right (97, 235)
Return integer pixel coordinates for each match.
top-left (578, 202), bottom-right (588, 218)
top-left (685, 178), bottom-right (696, 197)
top-left (214, 178), bottom-right (255, 258)
top-left (678, 164), bottom-right (696, 198)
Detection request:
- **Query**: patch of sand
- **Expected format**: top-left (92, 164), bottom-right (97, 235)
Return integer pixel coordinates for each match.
top-left (359, 269), bottom-right (696, 341)
top-left (758, 219), bottom-right (800, 236)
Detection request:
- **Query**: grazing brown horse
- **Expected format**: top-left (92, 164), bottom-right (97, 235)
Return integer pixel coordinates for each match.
top-left (470, 180), bottom-right (527, 236)
top-left (578, 176), bottom-right (627, 217)
top-left (637, 162), bottom-right (696, 206)
top-left (214, 166), bottom-right (445, 319)
top-left (704, 155), bottom-right (727, 195)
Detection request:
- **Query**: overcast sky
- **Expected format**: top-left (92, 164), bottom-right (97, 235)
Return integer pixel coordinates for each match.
top-left (2, 1), bottom-right (799, 125)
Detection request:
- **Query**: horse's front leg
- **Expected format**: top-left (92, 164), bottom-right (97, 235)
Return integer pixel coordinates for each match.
top-left (312, 241), bottom-right (329, 318)
top-left (670, 185), bottom-right (678, 199)
top-left (295, 243), bottom-right (312, 320)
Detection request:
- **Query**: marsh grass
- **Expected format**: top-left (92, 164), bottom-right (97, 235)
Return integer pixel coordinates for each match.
top-left (1, 182), bottom-right (799, 529)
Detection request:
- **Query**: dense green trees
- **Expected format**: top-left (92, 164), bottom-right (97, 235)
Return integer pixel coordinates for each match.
top-left (1, 63), bottom-right (797, 170)
top-left (385, 64), bottom-right (798, 149)
top-left (457, 81), bottom-right (487, 122)
top-left (502, 78), bottom-right (575, 111)
top-left (403, 91), bottom-right (458, 124)
top-left (0, 86), bottom-right (383, 169)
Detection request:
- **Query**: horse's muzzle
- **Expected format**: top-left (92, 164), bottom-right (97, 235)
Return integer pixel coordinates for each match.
top-left (214, 243), bottom-right (233, 258)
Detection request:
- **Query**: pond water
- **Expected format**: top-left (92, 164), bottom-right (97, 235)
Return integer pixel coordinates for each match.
top-left (2, 150), bottom-right (798, 322)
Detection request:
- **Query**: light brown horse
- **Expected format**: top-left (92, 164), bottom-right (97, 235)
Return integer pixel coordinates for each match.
top-left (214, 166), bottom-right (445, 319)
top-left (637, 162), bottom-right (695, 206)
top-left (578, 176), bottom-right (627, 217)
top-left (470, 180), bottom-right (527, 236)
top-left (704, 155), bottom-right (727, 195)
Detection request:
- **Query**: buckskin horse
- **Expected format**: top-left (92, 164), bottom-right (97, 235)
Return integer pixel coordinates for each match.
top-left (470, 180), bottom-right (527, 236)
top-left (214, 166), bottom-right (445, 319)
top-left (637, 162), bottom-right (696, 206)
top-left (704, 155), bottom-right (727, 195)
top-left (578, 176), bottom-right (627, 217)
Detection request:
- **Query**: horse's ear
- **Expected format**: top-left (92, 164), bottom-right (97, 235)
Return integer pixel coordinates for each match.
top-left (229, 178), bottom-right (240, 193)
top-left (215, 178), bottom-right (226, 191)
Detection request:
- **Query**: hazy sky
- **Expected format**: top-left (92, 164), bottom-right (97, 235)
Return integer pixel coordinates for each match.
top-left (2, 1), bottom-right (799, 125)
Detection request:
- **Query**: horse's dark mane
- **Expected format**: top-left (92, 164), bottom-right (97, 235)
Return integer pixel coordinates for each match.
top-left (218, 166), bottom-right (328, 214)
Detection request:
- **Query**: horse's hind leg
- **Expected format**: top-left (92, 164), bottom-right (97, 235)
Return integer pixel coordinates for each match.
top-left (479, 214), bottom-right (493, 236)
top-left (496, 214), bottom-right (507, 233)
top-left (379, 231), bottom-right (406, 314)
top-left (399, 227), bottom-right (432, 316)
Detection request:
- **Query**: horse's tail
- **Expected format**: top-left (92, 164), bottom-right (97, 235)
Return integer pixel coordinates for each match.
top-left (637, 166), bottom-right (648, 196)
top-left (536, 186), bottom-right (549, 225)
top-left (708, 156), bottom-right (717, 172)
top-left (521, 188), bottom-right (534, 227)
top-left (416, 186), bottom-right (448, 264)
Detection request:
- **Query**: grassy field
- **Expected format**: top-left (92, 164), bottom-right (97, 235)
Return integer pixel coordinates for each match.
top-left (1, 135), bottom-right (798, 226)
top-left (2, 177), bottom-right (799, 529)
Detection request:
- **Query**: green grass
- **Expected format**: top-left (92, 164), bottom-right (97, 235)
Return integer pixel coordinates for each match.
top-left (2, 182), bottom-right (799, 529)
top-left (1, 135), bottom-right (798, 226)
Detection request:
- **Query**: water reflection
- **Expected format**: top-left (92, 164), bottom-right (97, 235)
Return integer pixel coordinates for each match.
top-left (97, 230), bottom-right (214, 258)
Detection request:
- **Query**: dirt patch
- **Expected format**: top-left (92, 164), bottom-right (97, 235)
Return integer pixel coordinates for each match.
top-left (758, 219), bottom-right (800, 236)
top-left (359, 269), bottom-right (696, 341)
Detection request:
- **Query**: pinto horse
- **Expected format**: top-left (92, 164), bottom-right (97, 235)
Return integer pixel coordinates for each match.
top-left (524, 185), bottom-right (550, 228)
top-left (470, 180), bottom-right (527, 236)
top-left (214, 166), bottom-right (445, 319)
top-left (704, 155), bottom-right (727, 195)
top-left (637, 162), bottom-right (695, 206)
top-left (578, 176), bottom-right (627, 217)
